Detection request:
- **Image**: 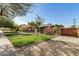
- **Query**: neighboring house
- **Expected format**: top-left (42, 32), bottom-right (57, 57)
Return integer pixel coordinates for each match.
top-left (26, 25), bottom-right (35, 32)
top-left (39, 24), bottom-right (54, 34)
top-left (19, 24), bottom-right (27, 31)
top-left (19, 24), bottom-right (66, 35)
top-left (19, 24), bottom-right (35, 32)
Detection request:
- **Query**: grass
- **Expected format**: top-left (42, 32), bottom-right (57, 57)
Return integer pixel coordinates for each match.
top-left (5, 32), bottom-right (55, 48)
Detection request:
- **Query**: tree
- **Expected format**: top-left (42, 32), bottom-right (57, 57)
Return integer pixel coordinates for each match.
top-left (28, 21), bottom-right (35, 26)
top-left (0, 3), bottom-right (32, 19)
top-left (35, 15), bottom-right (44, 26)
top-left (14, 24), bottom-right (19, 31)
top-left (71, 25), bottom-right (76, 28)
top-left (28, 15), bottom-right (44, 33)
top-left (0, 16), bottom-right (15, 30)
top-left (53, 24), bottom-right (64, 34)
top-left (35, 15), bottom-right (44, 33)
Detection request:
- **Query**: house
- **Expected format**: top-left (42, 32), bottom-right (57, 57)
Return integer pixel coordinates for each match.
top-left (19, 24), bottom-right (35, 32)
top-left (26, 25), bottom-right (35, 32)
top-left (19, 24), bottom-right (55, 34)
top-left (39, 24), bottom-right (54, 34)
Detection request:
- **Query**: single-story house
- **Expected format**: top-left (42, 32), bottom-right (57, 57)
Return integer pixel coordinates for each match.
top-left (19, 24), bottom-right (35, 32)
top-left (39, 24), bottom-right (54, 34)
top-left (26, 25), bottom-right (35, 32)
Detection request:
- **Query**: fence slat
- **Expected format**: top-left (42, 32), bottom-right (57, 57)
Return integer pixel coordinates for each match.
top-left (61, 28), bottom-right (79, 37)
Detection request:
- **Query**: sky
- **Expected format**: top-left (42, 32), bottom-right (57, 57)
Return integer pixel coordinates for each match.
top-left (13, 3), bottom-right (79, 27)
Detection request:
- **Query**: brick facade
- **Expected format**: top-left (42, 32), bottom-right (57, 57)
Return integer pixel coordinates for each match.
top-left (40, 26), bottom-right (54, 34)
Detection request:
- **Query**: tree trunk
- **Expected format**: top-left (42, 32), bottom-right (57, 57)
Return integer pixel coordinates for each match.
top-left (35, 28), bottom-right (38, 39)
top-left (35, 28), bottom-right (38, 34)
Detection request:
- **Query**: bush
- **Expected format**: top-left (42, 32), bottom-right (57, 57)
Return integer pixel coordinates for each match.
top-left (0, 16), bottom-right (15, 28)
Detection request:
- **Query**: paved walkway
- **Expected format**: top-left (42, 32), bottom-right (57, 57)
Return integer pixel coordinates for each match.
top-left (52, 36), bottom-right (79, 45)
top-left (0, 30), bottom-right (16, 56)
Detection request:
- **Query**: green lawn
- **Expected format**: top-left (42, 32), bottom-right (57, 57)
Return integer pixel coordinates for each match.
top-left (5, 32), bottom-right (55, 48)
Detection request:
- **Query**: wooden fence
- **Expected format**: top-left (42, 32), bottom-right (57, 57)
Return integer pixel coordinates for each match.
top-left (61, 28), bottom-right (79, 37)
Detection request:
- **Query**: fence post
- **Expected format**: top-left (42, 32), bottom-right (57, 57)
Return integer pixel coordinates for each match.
top-left (77, 28), bottom-right (79, 37)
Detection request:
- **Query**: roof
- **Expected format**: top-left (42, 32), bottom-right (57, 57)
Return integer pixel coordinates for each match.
top-left (39, 24), bottom-right (53, 28)
top-left (19, 24), bottom-right (32, 27)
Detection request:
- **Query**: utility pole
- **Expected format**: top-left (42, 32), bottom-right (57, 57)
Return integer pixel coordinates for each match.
top-left (73, 19), bottom-right (77, 28)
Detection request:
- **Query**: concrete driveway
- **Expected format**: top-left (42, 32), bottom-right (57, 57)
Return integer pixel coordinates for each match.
top-left (15, 36), bottom-right (79, 56)
top-left (52, 36), bottom-right (79, 45)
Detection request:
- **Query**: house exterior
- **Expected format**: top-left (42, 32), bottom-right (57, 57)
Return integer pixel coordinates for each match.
top-left (39, 24), bottom-right (54, 34)
top-left (19, 24), bottom-right (55, 34)
top-left (19, 24), bottom-right (35, 32)
top-left (26, 25), bottom-right (35, 32)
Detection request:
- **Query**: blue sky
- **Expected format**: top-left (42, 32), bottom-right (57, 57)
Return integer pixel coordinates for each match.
top-left (13, 3), bottom-right (79, 27)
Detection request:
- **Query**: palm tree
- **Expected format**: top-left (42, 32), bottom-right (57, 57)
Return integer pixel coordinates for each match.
top-left (28, 15), bottom-right (44, 34)
top-left (35, 15), bottom-right (44, 33)
top-left (35, 15), bottom-right (44, 26)
top-left (0, 3), bottom-right (32, 19)
top-left (28, 21), bottom-right (35, 27)
top-left (28, 21), bottom-right (37, 33)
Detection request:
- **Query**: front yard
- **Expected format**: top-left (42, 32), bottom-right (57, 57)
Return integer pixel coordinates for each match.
top-left (5, 32), bottom-right (55, 48)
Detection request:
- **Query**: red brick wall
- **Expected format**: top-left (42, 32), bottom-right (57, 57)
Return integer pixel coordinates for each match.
top-left (61, 28), bottom-right (78, 37)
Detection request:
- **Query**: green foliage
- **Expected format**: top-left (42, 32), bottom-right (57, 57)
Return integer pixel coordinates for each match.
top-left (28, 15), bottom-right (44, 33)
top-left (70, 25), bottom-right (76, 28)
top-left (18, 24), bottom-right (27, 32)
top-left (15, 25), bottom-right (19, 31)
top-left (35, 15), bottom-right (44, 26)
top-left (0, 3), bottom-right (32, 19)
top-left (53, 24), bottom-right (64, 28)
top-left (28, 15), bottom-right (44, 27)
top-left (28, 21), bottom-right (35, 26)
top-left (6, 33), bottom-right (53, 47)
top-left (0, 16), bottom-right (15, 28)
top-left (53, 24), bottom-right (64, 34)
